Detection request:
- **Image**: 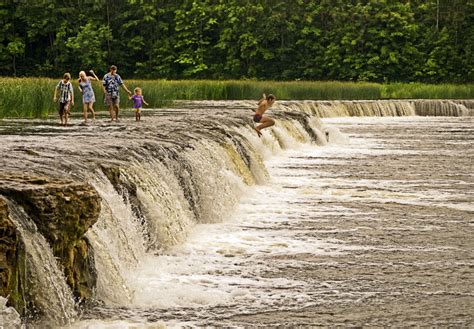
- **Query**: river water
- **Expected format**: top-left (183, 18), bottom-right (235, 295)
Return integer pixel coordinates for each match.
top-left (69, 115), bottom-right (473, 327)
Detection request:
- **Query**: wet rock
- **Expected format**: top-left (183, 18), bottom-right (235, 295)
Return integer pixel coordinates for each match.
top-left (0, 196), bottom-right (24, 314)
top-left (0, 173), bottom-right (101, 306)
top-left (0, 196), bottom-right (14, 296)
top-left (72, 238), bottom-right (96, 302)
top-left (100, 165), bottom-right (121, 189)
top-left (100, 165), bottom-right (147, 237)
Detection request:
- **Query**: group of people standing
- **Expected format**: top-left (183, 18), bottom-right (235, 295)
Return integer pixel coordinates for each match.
top-left (53, 65), bottom-right (148, 126)
top-left (53, 65), bottom-right (276, 136)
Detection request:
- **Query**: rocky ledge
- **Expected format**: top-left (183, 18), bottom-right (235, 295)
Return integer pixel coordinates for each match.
top-left (0, 173), bottom-right (101, 315)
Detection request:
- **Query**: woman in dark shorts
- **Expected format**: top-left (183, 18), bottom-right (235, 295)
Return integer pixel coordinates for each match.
top-left (253, 93), bottom-right (276, 137)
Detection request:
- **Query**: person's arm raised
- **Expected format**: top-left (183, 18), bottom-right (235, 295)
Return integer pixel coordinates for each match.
top-left (89, 70), bottom-right (100, 81)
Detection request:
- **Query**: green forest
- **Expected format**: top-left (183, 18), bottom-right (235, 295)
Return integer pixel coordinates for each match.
top-left (0, 0), bottom-right (473, 82)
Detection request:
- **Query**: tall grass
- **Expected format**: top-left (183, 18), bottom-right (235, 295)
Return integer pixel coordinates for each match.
top-left (126, 80), bottom-right (382, 101)
top-left (0, 78), bottom-right (56, 118)
top-left (381, 83), bottom-right (474, 99)
top-left (0, 77), bottom-right (472, 118)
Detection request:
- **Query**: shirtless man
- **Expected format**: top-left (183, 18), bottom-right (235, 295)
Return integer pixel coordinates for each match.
top-left (253, 93), bottom-right (276, 137)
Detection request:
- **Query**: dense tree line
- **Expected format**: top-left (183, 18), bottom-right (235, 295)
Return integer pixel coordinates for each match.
top-left (0, 0), bottom-right (472, 82)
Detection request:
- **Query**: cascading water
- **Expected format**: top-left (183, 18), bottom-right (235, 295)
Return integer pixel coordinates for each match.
top-left (278, 99), bottom-right (473, 117)
top-left (85, 170), bottom-right (145, 306)
top-left (4, 198), bottom-right (77, 324)
top-left (0, 296), bottom-right (21, 327)
top-left (0, 99), bottom-right (472, 327)
top-left (81, 114), bottom-right (317, 311)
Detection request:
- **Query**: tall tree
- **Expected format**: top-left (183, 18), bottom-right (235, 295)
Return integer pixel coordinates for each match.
top-left (0, 0), bottom-right (472, 82)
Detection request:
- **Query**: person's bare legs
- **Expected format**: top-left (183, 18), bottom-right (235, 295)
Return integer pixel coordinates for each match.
top-left (108, 104), bottom-right (114, 121)
top-left (83, 103), bottom-right (88, 122)
top-left (63, 102), bottom-right (70, 126)
top-left (255, 116), bottom-right (275, 136)
top-left (88, 103), bottom-right (96, 121)
top-left (114, 104), bottom-right (120, 121)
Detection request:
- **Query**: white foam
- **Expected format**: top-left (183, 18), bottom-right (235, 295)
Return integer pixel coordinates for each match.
top-left (72, 116), bottom-right (472, 326)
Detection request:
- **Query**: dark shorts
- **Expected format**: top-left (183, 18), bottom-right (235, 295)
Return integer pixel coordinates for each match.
top-left (59, 102), bottom-right (70, 116)
top-left (253, 114), bottom-right (262, 123)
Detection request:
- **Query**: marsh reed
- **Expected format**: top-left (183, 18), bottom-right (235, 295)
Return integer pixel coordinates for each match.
top-left (0, 77), bottom-right (472, 118)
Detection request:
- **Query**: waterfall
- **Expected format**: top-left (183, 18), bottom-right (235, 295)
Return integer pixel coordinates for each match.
top-left (1, 99), bottom-right (471, 325)
top-left (4, 198), bottom-right (77, 324)
top-left (0, 296), bottom-right (21, 327)
top-left (85, 170), bottom-right (145, 306)
top-left (413, 100), bottom-right (473, 116)
top-left (278, 100), bottom-right (416, 117)
top-left (81, 116), bottom-right (322, 307)
top-left (276, 99), bottom-right (473, 117)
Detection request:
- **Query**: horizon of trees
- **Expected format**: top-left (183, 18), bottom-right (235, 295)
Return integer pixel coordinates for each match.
top-left (0, 0), bottom-right (472, 83)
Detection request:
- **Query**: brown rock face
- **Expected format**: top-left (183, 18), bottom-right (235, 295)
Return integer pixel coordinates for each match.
top-left (0, 196), bottom-right (21, 308)
top-left (0, 173), bottom-right (101, 312)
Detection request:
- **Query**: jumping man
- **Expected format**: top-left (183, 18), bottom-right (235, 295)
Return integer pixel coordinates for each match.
top-left (253, 93), bottom-right (276, 137)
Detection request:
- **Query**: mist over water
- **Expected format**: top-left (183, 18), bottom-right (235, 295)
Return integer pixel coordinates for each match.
top-left (1, 101), bottom-right (472, 327)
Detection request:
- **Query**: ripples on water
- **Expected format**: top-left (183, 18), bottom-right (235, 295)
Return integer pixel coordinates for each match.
top-left (69, 116), bottom-right (473, 327)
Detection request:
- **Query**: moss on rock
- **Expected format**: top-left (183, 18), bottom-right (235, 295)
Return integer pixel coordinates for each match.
top-left (0, 173), bottom-right (101, 310)
top-left (0, 196), bottom-right (28, 316)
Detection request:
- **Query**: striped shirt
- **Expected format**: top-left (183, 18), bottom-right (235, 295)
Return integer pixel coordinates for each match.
top-left (56, 80), bottom-right (74, 103)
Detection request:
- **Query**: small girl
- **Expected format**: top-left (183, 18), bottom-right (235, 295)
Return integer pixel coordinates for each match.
top-left (129, 87), bottom-right (149, 121)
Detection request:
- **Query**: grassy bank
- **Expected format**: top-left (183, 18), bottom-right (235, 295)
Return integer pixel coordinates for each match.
top-left (0, 77), bottom-right (472, 118)
top-left (381, 83), bottom-right (474, 99)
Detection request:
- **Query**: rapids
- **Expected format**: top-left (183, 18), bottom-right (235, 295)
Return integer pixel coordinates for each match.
top-left (0, 99), bottom-right (472, 327)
